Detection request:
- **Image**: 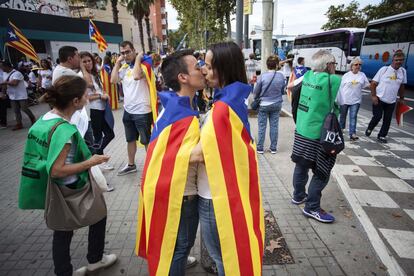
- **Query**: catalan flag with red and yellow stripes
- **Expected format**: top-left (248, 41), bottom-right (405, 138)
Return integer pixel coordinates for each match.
top-left (5, 20), bottom-right (40, 63)
top-left (100, 64), bottom-right (119, 109)
top-left (200, 81), bottom-right (264, 276)
top-left (89, 19), bottom-right (108, 53)
top-left (135, 92), bottom-right (199, 275)
top-left (141, 55), bottom-right (158, 123)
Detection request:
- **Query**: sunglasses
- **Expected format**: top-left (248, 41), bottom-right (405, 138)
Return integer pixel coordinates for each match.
top-left (394, 59), bottom-right (404, 62)
top-left (353, 64), bottom-right (362, 66)
top-left (120, 50), bottom-right (132, 56)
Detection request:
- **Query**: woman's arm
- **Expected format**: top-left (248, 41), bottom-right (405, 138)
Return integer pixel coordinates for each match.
top-left (50, 144), bottom-right (109, 178)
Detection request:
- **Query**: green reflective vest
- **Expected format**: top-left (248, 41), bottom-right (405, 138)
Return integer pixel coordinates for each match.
top-left (18, 117), bottom-right (91, 209)
top-left (296, 71), bottom-right (341, 139)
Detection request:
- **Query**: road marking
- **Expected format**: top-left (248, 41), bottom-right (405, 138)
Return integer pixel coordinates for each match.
top-left (379, 229), bottom-right (414, 259)
top-left (332, 168), bottom-right (407, 276)
top-left (362, 89), bottom-right (414, 102)
top-left (358, 113), bottom-right (414, 138)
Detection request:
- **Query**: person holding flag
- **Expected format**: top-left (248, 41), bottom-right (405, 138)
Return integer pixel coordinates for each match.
top-left (135, 49), bottom-right (205, 275)
top-left (193, 41), bottom-right (264, 276)
top-left (110, 41), bottom-right (157, 176)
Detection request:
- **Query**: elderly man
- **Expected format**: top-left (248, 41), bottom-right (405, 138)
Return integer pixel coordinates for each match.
top-left (365, 51), bottom-right (406, 143)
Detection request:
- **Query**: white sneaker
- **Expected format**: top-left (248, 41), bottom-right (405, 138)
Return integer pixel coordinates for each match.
top-left (87, 253), bottom-right (117, 272)
top-left (99, 162), bottom-right (114, 171)
top-left (107, 184), bottom-right (115, 192)
top-left (73, 266), bottom-right (87, 276)
top-left (186, 255), bottom-right (197, 269)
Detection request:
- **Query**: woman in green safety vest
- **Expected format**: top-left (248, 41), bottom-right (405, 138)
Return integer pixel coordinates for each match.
top-left (19, 75), bottom-right (117, 275)
top-left (290, 50), bottom-right (341, 224)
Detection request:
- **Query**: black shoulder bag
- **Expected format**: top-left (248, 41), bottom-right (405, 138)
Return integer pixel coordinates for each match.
top-left (251, 72), bottom-right (276, 110)
top-left (320, 75), bottom-right (345, 156)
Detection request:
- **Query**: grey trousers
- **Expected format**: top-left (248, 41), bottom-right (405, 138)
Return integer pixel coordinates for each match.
top-left (10, 99), bottom-right (35, 124)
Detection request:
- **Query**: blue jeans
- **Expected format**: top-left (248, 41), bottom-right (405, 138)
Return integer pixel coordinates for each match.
top-left (169, 196), bottom-right (199, 276)
top-left (292, 163), bottom-right (330, 211)
top-left (198, 197), bottom-right (225, 276)
top-left (257, 102), bottom-right (282, 151)
top-left (339, 104), bottom-right (360, 137)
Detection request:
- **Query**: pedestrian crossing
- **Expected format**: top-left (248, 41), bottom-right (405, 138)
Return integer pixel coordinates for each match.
top-left (334, 115), bottom-right (414, 274)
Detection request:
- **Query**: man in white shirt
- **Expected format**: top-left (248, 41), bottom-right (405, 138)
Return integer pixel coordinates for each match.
top-left (245, 53), bottom-right (257, 86)
top-left (365, 51), bottom-right (407, 143)
top-left (111, 41), bottom-right (152, 176)
top-left (52, 46), bottom-right (80, 84)
top-left (0, 60), bottom-right (36, 130)
top-left (0, 65), bottom-right (7, 129)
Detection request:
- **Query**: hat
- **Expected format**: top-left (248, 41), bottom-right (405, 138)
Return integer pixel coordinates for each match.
top-left (31, 66), bottom-right (43, 71)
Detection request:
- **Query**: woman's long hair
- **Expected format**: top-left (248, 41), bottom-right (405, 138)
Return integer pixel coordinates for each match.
top-left (209, 41), bottom-right (247, 87)
top-left (79, 51), bottom-right (102, 88)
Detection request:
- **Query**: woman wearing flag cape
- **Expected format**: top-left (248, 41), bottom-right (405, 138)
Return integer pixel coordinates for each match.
top-left (195, 42), bottom-right (265, 276)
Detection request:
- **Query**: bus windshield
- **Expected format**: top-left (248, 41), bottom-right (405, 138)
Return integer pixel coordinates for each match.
top-left (350, 32), bottom-right (363, 56)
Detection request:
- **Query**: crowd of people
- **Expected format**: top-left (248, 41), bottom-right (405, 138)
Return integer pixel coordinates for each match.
top-left (5, 37), bottom-right (406, 276)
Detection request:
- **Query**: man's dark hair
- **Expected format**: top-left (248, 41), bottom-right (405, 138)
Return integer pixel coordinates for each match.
top-left (161, 49), bottom-right (194, 91)
top-left (58, 46), bottom-right (78, 63)
top-left (209, 41), bottom-right (247, 87)
top-left (297, 57), bottom-right (305, 65)
top-left (120, 41), bottom-right (134, 49)
top-left (0, 60), bottom-right (13, 68)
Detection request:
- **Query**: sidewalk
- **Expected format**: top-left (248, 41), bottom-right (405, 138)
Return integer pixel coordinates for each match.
top-left (0, 102), bottom-right (405, 275)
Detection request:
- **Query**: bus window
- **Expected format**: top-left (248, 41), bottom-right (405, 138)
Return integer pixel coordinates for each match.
top-left (350, 32), bottom-right (363, 56)
top-left (383, 20), bottom-right (407, 44)
top-left (364, 24), bottom-right (385, 45)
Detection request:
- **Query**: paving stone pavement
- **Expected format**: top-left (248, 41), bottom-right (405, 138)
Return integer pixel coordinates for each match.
top-left (0, 102), bottom-right (394, 276)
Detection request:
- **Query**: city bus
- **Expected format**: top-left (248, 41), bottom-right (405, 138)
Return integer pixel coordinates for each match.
top-left (291, 28), bottom-right (365, 72)
top-left (360, 11), bottom-right (414, 86)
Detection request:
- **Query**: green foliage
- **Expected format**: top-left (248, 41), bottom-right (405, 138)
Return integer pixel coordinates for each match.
top-left (322, 0), bottom-right (414, 30)
top-left (167, 29), bottom-right (186, 49)
top-left (169, 0), bottom-right (236, 50)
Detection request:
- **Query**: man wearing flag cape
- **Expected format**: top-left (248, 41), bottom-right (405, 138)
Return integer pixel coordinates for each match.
top-left (135, 49), bottom-right (205, 275)
top-left (110, 41), bottom-right (157, 176)
top-left (195, 42), bottom-right (264, 275)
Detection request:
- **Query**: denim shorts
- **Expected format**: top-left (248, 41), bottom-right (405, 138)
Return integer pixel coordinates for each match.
top-left (122, 111), bottom-right (153, 144)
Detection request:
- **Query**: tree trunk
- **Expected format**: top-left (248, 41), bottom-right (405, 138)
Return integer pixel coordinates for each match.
top-left (137, 16), bottom-right (146, 52)
top-left (145, 15), bottom-right (153, 52)
top-left (226, 11), bottom-right (232, 39)
top-left (111, 0), bottom-right (119, 24)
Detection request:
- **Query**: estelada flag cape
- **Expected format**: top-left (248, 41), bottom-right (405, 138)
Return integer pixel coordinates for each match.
top-left (100, 64), bottom-right (119, 110)
top-left (141, 55), bottom-right (159, 123)
top-left (200, 82), bottom-right (265, 276)
top-left (135, 92), bottom-right (199, 275)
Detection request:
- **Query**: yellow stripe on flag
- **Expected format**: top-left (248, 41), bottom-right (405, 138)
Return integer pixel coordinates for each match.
top-left (200, 109), bottom-right (241, 276)
top-left (156, 118), bottom-right (200, 275)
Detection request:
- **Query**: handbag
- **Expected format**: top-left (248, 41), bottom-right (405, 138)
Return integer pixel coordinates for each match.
top-left (320, 75), bottom-right (345, 156)
top-left (44, 124), bottom-right (107, 231)
top-left (251, 72), bottom-right (276, 111)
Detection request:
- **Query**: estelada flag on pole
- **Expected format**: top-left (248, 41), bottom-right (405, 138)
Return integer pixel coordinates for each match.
top-left (141, 55), bottom-right (159, 123)
top-left (5, 20), bottom-right (40, 63)
top-left (395, 101), bottom-right (413, 127)
top-left (135, 92), bottom-right (199, 275)
top-left (89, 19), bottom-right (108, 53)
top-left (100, 64), bottom-right (119, 109)
top-left (200, 82), bottom-right (264, 276)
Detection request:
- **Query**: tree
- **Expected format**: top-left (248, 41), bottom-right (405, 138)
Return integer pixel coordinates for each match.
top-left (143, 0), bottom-right (155, 52)
top-left (124, 0), bottom-right (147, 52)
top-left (69, 0), bottom-right (119, 24)
top-left (110, 0), bottom-right (119, 24)
top-left (322, 1), bottom-right (367, 30)
top-left (322, 0), bottom-right (414, 30)
top-left (169, 0), bottom-right (236, 49)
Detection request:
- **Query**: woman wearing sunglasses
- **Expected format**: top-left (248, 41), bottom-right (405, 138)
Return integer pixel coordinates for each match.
top-left (336, 58), bottom-right (370, 141)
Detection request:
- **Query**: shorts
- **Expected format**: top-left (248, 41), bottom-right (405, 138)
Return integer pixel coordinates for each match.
top-left (122, 111), bottom-right (153, 144)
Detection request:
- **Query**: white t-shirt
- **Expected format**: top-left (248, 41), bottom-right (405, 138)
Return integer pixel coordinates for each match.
top-left (78, 71), bottom-right (105, 111)
top-left (197, 113), bottom-right (212, 199)
top-left (119, 63), bottom-right (151, 114)
top-left (39, 69), bottom-right (52, 89)
top-left (28, 71), bottom-right (37, 84)
top-left (245, 59), bottom-right (256, 81)
top-left (337, 71), bottom-right (370, 105)
top-left (52, 65), bottom-right (78, 84)
top-left (51, 65), bottom-right (89, 134)
top-left (4, 70), bottom-right (27, 100)
top-left (373, 65), bottom-right (407, 104)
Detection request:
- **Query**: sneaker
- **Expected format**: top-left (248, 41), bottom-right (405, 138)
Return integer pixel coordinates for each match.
top-left (12, 124), bottom-right (23, 131)
top-left (377, 136), bottom-right (387, 144)
top-left (100, 162), bottom-right (114, 171)
top-left (107, 184), bottom-right (115, 192)
top-left (302, 208), bottom-right (335, 223)
top-left (350, 134), bottom-right (359, 141)
top-left (291, 196), bottom-right (307, 205)
top-left (257, 150), bottom-right (264, 154)
top-left (73, 266), bottom-right (87, 276)
top-left (270, 149), bottom-right (277, 154)
top-left (0, 125), bottom-right (6, 130)
top-left (117, 164), bottom-right (137, 176)
top-left (87, 253), bottom-right (117, 272)
top-left (186, 256), bottom-right (198, 269)
top-left (365, 129), bottom-right (372, 137)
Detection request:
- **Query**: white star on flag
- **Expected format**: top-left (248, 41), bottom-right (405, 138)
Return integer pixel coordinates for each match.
top-left (8, 31), bottom-right (17, 39)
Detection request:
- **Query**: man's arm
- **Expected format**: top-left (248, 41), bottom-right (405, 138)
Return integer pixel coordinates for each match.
top-left (110, 55), bottom-right (125, 83)
top-left (132, 52), bottom-right (144, 81)
top-left (370, 81), bottom-right (379, 105)
top-left (398, 84), bottom-right (405, 103)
